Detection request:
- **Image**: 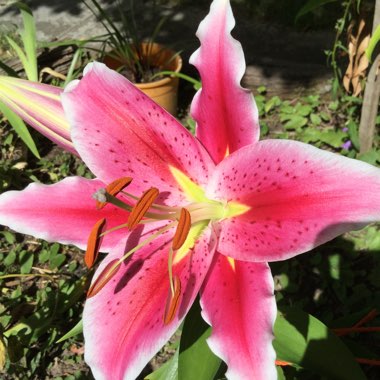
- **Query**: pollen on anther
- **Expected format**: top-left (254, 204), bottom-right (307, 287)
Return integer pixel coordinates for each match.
top-left (84, 218), bottom-right (106, 269)
top-left (172, 208), bottom-right (191, 251)
top-left (163, 276), bottom-right (181, 325)
top-left (87, 259), bottom-right (121, 298)
top-left (128, 187), bottom-right (159, 229)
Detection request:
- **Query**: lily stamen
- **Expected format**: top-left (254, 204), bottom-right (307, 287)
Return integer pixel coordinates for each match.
top-left (172, 208), bottom-right (191, 251)
top-left (87, 178), bottom-right (230, 308)
top-left (96, 177), bottom-right (132, 209)
top-left (127, 187), bottom-right (160, 229)
top-left (86, 221), bottom-right (177, 299)
top-left (99, 191), bottom-right (175, 222)
top-left (121, 190), bottom-right (181, 213)
top-left (165, 208), bottom-right (191, 323)
top-left (164, 275), bottom-right (181, 325)
top-left (85, 218), bottom-right (106, 269)
top-left (87, 259), bottom-right (121, 298)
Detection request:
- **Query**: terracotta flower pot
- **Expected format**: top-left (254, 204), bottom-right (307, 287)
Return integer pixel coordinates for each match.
top-left (103, 43), bottom-right (182, 116)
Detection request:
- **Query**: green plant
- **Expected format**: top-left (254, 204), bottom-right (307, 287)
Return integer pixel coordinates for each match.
top-left (366, 24), bottom-right (380, 61)
top-left (84, 0), bottom-right (177, 83)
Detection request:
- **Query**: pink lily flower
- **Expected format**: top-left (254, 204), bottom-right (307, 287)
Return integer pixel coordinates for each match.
top-left (1, 0), bottom-right (380, 379)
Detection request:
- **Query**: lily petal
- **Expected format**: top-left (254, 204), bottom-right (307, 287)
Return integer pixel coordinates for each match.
top-left (84, 224), bottom-right (217, 380)
top-left (200, 254), bottom-right (276, 380)
top-left (0, 76), bottom-right (76, 154)
top-left (207, 139), bottom-right (380, 262)
top-left (61, 63), bottom-right (214, 205)
top-left (0, 177), bottom-right (130, 250)
top-left (190, 0), bottom-right (259, 163)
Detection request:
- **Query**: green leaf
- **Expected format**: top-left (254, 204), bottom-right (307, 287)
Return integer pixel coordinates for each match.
top-left (300, 127), bottom-right (323, 143)
top-left (56, 319), bottom-right (83, 343)
top-left (310, 113), bottom-right (321, 125)
top-left (4, 250), bottom-right (16, 267)
top-left (257, 85), bottom-right (267, 94)
top-left (49, 253), bottom-right (66, 269)
top-left (276, 365), bottom-right (286, 380)
top-left (0, 101), bottom-right (40, 158)
top-left (283, 115), bottom-right (308, 131)
top-left (5, 36), bottom-right (30, 75)
top-left (49, 243), bottom-right (66, 269)
top-left (328, 100), bottom-right (339, 111)
top-left (39, 249), bottom-right (50, 263)
top-left (366, 24), bottom-right (380, 61)
top-left (265, 96), bottom-right (281, 113)
top-left (279, 104), bottom-right (294, 115)
top-left (320, 111), bottom-right (331, 121)
top-left (7, 335), bottom-right (24, 363)
top-left (296, 104), bottom-right (313, 117)
top-left (274, 308), bottom-right (367, 380)
top-left (301, 129), bottom-right (345, 148)
top-left (295, 0), bottom-right (337, 22)
top-left (358, 149), bottom-right (380, 165)
top-left (19, 250), bottom-right (34, 274)
top-left (0, 230), bottom-right (16, 244)
top-left (14, 1), bottom-right (38, 81)
top-left (179, 300), bottom-right (222, 380)
top-left (260, 122), bottom-right (269, 136)
top-left (328, 254), bottom-right (340, 280)
top-left (146, 350), bottom-right (178, 380)
top-left (0, 60), bottom-right (20, 77)
top-left (320, 130), bottom-right (345, 148)
top-left (347, 120), bottom-right (360, 151)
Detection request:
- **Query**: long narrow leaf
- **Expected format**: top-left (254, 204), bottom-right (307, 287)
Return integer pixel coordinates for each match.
top-left (64, 48), bottom-right (83, 86)
top-left (56, 319), bottom-right (83, 343)
top-left (0, 60), bottom-right (20, 78)
top-left (178, 300), bottom-right (222, 380)
top-left (274, 307), bottom-right (367, 380)
top-left (0, 100), bottom-right (40, 158)
top-left (13, 2), bottom-right (38, 81)
top-left (366, 25), bottom-right (380, 61)
top-left (145, 350), bottom-right (179, 380)
top-left (152, 71), bottom-right (201, 90)
top-left (295, 0), bottom-right (337, 22)
top-left (84, 0), bottom-right (125, 44)
top-left (5, 36), bottom-right (30, 77)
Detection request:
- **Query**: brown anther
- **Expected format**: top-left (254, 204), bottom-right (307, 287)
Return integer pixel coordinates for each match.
top-left (87, 259), bottom-right (121, 298)
top-left (353, 309), bottom-right (378, 328)
top-left (127, 187), bottom-right (159, 229)
top-left (163, 276), bottom-right (181, 325)
top-left (275, 360), bottom-right (292, 367)
top-left (172, 208), bottom-right (191, 251)
top-left (355, 358), bottom-right (380, 366)
top-left (96, 177), bottom-right (133, 209)
top-left (333, 326), bottom-right (380, 336)
top-left (85, 218), bottom-right (106, 269)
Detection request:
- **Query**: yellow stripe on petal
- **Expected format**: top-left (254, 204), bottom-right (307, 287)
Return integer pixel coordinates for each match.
top-left (0, 77), bottom-right (61, 101)
top-left (173, 220), bottom-right (209, 264)
top-left (169, 166), bottom-right (208, 202)
top-left (0, 85), bottom-right (69, 131)
top-left (224, 200), bottom-right (250, 218)
top-left (227, 256), bottom-right (235, 271)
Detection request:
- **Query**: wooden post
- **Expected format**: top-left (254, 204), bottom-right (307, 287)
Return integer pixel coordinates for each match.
top-left (359, 0), bottom-right (380, 153)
